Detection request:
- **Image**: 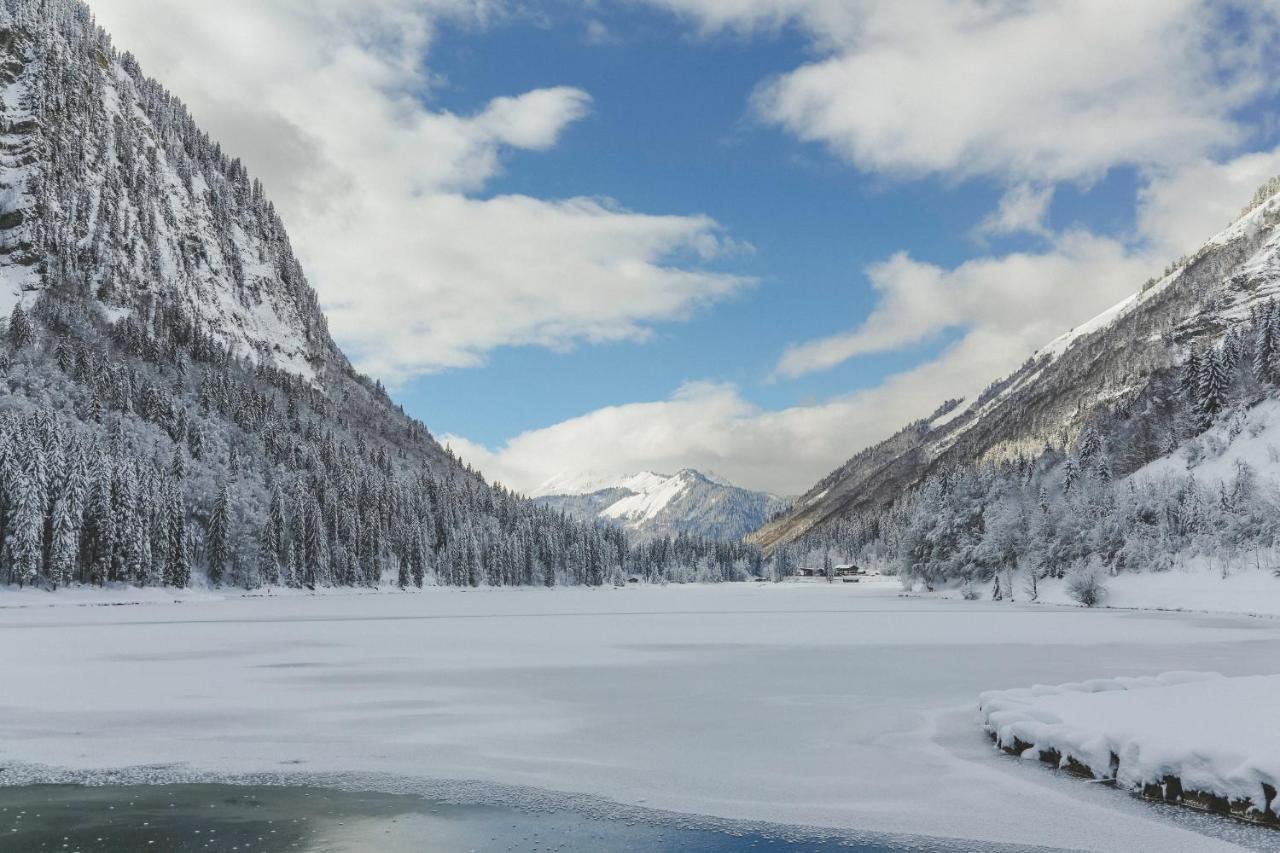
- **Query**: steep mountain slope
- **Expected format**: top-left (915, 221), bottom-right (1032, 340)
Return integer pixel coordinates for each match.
top-left (0, 0), bottom-right (764, 590)
top-left (0, 0), bottom-right (332, 383)
top-left (752, 178), bottom-right (1280, 554)
top-left (533, 468), bottom-right (789, 542)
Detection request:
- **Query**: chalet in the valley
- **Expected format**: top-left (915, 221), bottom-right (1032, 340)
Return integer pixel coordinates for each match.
top-left (793, 564), bottom-right (866, 579)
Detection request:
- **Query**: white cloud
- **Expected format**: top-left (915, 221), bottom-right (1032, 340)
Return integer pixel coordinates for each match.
top-left (446, 380), bottom-right (881, 496)
top-left (638, 0), bottom-right (819, 35)
top-left (448, 323), bottom-right (1051, 496)
top-left (1137, 150), bottom-right (1280, 261)
top-left (977, 184), bottom-right (1054, 238)
top-left (774, 232), bottom-right (1153, 379)
top-left (650, 0), bottom-right (1279, 184)
top-left (86, 0), bottom-right (749, 380)
top-left (583, 19), bottom-right (620, 45)
top-left (322, 194), bottom-right (746, 377)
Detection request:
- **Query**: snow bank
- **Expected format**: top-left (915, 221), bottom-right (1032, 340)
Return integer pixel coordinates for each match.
top-left (980, 672), bottom-right (1280, 825)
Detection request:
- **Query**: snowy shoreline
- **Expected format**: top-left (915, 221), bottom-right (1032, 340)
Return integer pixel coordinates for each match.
top-left (908, 567), bottom-right (1280, 620)
top-left (5, 567), bottom-right (1280, 620)
top-left (980, 673), bottom-right (1280, 827)
top-left (0, 576), bottom-right (906, 612)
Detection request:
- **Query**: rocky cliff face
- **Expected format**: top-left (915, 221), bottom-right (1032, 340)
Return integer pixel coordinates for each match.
top-left (0, 0), bottom-right (333, 382)
top-left (751, 181), bottom-right (1280, 553)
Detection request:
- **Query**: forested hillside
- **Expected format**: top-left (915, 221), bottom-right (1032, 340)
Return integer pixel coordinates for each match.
top-left (0, 0), bottom-right (767, 591)
top-left (753, 179), bottom-right (1280, 558)
top-left (771, 181), bottom-right (1280, 599)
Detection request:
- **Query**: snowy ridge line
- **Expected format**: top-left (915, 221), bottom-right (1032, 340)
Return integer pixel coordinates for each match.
top-left (979, 672), bottom-right (1280, 826)
top-left (0, 763), bottom-right (1053, 853)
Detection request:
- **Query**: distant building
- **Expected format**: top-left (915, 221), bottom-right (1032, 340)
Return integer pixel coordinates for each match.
top-left (792, 564), bottom-right (863, 579)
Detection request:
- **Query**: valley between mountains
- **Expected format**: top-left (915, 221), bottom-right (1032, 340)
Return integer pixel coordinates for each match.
top-left (2, 2), bottom-right (1280, 852)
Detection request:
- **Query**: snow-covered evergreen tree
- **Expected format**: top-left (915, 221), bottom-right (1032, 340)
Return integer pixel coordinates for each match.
top-left (5, 451), bottom-right (44, 586)
top-left (207, 480), bottom-right (230, 585)
top-left (7, 304), bottom-right (33, 351)
top-left (1198, 347), bottom-right (1230, 427)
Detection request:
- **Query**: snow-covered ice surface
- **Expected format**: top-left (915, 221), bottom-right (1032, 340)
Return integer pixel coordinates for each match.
top-left (981, 672), bottom-right (1280, 820)
top-left (3, 584), bottom-right (1280, 852)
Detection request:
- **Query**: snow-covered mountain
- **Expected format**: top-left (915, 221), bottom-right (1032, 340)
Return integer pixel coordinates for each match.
top-left (752, 176), bottom-right (1280, 554)
top-left (0, 0), bottom-right (765, 592)
top-left (534, 469), bottom-right (790, 542)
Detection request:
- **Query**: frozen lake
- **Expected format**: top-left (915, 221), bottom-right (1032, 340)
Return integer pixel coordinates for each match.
top-left (0, 783), bottom-right (918, 852)
top-left (1, 583), bottom-right (1278, 852)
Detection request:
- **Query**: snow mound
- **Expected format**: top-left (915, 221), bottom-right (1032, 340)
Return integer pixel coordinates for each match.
top-left (980, 672), bottom-right (1280, 824)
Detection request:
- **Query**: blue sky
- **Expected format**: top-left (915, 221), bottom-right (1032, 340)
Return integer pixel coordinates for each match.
top-left (88, 0), bottom-right (1280, 494)
top-left (402, 4), bottom-right (1142, 446)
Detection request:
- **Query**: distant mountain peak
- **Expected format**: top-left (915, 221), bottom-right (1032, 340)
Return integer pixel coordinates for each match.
top-left (534, 468), bottom-right (789, 542)
top-left (674, 468), bottom-right (733, 487)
